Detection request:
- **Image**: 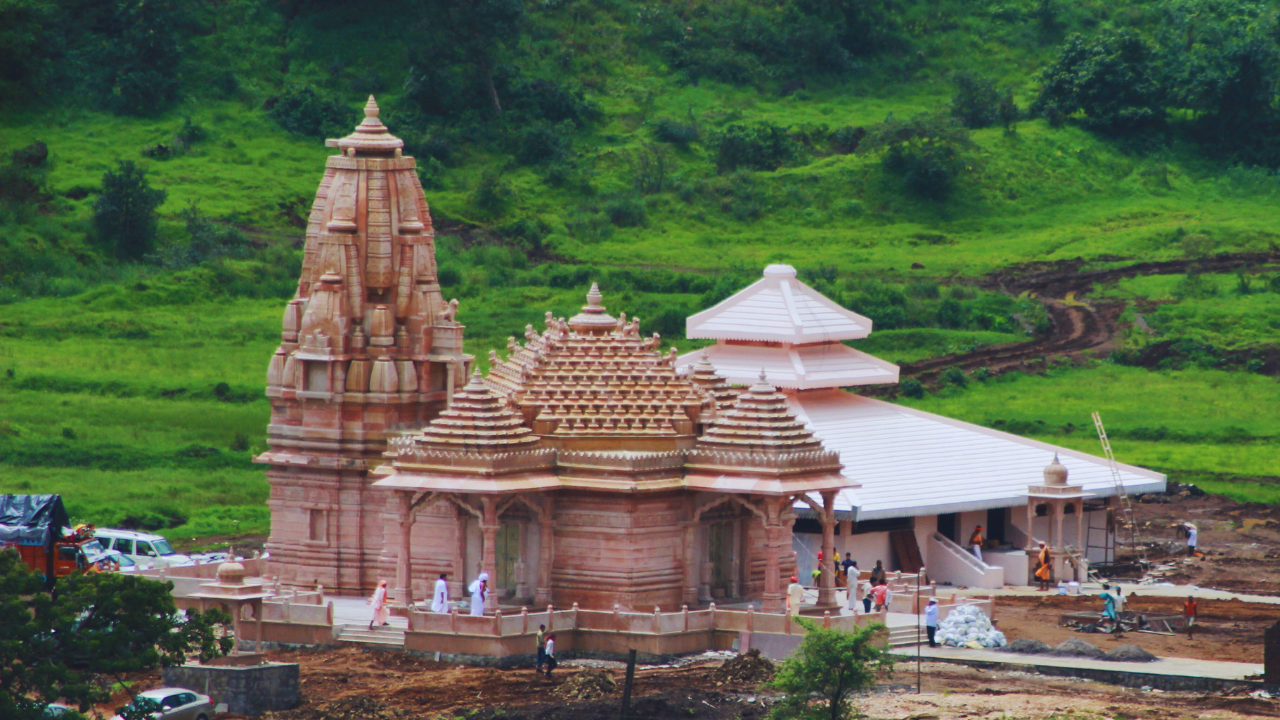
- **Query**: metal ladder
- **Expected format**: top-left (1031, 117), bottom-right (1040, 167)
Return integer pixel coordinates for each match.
top-left (1091, 412), bottom-right (1145, 569)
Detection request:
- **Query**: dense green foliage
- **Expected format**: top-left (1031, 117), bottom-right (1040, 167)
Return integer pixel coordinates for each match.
top-left (92, 160), bottom-right (167, 261)
top-left (0, 550), bottom-right (230, 720)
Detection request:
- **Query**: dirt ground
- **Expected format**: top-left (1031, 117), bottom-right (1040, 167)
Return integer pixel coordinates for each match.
top-left (129, 648), bottom-right (1274, 720)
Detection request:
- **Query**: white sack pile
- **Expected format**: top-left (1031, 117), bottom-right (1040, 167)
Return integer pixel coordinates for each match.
top-left (936, 604), bottom-right (1007, 648)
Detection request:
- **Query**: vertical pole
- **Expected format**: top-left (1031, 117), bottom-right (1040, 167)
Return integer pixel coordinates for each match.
top-left (620, 648), bottom-right (637, 720)
top-left (916, 571), bottom-right (921, 694)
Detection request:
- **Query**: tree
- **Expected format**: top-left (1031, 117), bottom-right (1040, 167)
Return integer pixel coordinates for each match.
top-left (1032, 31), bottom-right (1165, 136)
top-left (766, 617), bottom-right (894, 720)
top-left (88, 0), bottom-right (186, 116)
top-left (404, 0), bottom-right (525, 117)
top-left (0, 550), bottom-right (231, 720)
top-left (94, 160), bottom-right (166, 261)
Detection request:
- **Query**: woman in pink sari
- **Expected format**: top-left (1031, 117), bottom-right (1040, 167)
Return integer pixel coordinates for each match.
top-left (368, 579), bottom-right (389, 629)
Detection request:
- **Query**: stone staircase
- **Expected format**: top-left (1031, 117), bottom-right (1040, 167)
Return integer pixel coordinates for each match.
top-left (887, 624), bottom-right (925, 647)
top-left (335, 624), bottom-right (406, 647)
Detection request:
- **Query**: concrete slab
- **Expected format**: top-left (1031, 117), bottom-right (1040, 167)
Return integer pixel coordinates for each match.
top-left (898, 645), bottom-right (1263, 692)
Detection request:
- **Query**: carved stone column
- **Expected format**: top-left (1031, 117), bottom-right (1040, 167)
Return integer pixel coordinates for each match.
top-left (535, 497), bottom-right (555, 606)
top-left (1025, 502), bottom-right (1036, 551)
top-left (393, 492), bottom-right (413, 609)
top-left (729, 518), bottom-right (742, 598)
top-left (762, 498), bottom-right (784, 613)
top-left (818, 491), bottom-right (837, 607)
top-left (452, 506), bottom-right (467, 600)
top-left (683, 520), bottom-right (699, 606)
top-left (480, 496), bottom-right (499, 611)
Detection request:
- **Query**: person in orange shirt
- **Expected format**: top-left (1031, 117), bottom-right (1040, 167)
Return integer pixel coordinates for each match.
top-left (1184, 596), bottom-right (1198, 640)
top-left (969, 526), bottom-right (984, 562)
top-left (1035, 542), bottom-right (1052, 591)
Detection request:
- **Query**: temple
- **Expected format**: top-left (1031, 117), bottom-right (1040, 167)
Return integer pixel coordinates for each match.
top-left (261, 100), bottom-right (1165, 610)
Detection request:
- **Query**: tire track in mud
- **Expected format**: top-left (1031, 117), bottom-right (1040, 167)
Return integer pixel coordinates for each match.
top-left (897, 251), bottom-right (1280, 384)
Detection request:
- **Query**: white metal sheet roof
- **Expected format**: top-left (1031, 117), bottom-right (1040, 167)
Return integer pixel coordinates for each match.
top-left (686, 265), bottom-right (873, 343)
top-left (676, 343), bottom-right (899, 389)
top-left (785, 390), bottom-right (1166, 521)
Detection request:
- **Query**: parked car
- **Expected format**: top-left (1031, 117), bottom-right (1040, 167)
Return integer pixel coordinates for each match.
top-left (93, 529), bottom-right (194, 569)
top-left (41, 704), bottom-right (76, 718)
top-left (111, 689), bottom-right (213, 720)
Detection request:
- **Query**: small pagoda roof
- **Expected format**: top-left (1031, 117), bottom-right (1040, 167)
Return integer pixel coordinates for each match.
top-left (677, 342), bottom-right (899, 390)
top-left (685, 372), bottom-right (856, 495)
top-left (686, 265), bottom-right (873, 343)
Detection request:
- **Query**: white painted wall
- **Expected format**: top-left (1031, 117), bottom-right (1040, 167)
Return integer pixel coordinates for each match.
top-left (927, 532), bottom-right (1004, 589)
top-left (842, 531), bottom-right (894, 571)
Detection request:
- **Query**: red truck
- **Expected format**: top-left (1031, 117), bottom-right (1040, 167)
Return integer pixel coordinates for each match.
top-left (0, 494), bottom-right (101, 585)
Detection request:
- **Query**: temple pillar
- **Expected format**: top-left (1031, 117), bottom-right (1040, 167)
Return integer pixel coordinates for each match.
top-left (762, 498), bottom-right (785, 613)
top-left (1075, 500), bottom-right (1085, 558)
top-left (1025, 503), bottom-right (1036, 551)
top-left (480, 496), bottom-right (499, 611)
top-left (729, 518), bottom-right (742, 598)
top-left (452, 507), bottom-right (467, 600)
top-left (535, 497), bottom-right (555, 606)
top-left (393, 492), bottom-right (413, 609)
top-left (683, 521), bottom-right (699, 606)
top-left (818, 491), bottom-right (837, 607)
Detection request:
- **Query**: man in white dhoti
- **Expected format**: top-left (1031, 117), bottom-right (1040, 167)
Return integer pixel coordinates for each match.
top-left (367, 579), bottom-right (389, 630)
top-left (468, 572), bottom-right (489, 616)
top-left (846, 565), bottom-right (860, 611)
top-left (431, 573), bottom-right (449, 613)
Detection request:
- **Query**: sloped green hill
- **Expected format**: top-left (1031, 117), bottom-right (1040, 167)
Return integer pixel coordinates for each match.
top-left (2, 0), bottom-right (1279, 542)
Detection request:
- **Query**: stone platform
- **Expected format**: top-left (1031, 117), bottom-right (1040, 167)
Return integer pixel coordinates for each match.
top-left (163, 662), bottom-right (300, 717)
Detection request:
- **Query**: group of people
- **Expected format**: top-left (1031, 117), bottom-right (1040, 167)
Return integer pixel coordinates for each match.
top-left (367, 571), bottom-right (493, 629)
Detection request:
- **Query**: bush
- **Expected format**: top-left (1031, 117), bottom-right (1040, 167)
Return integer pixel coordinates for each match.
top-left (830, 126), bottom-right (866, 154)
top-left (950, 74), bottom-right (1003, 129)
top-left (936, 298), bottom-right (968, 329)
top-left (860, 112), bottom-right (977, 200)
top-left (603, 195), bottom-right (647, 227)
top-left (712, 121), bottom-right (797, 172)
top-left (941, 367), bottom-right (968, 387)
top-left (152, 202), bottom-right (247, 269)
top-left (94, 160), bottom-right (167, 261)
top-left (899, 378), bottom-right (925, 399)
top-left (0, 142), bottom-right (50, 206)
top-left (511, 79), bottom-right (601, 127)
top-left (471, 171), bottom-right (515, 216)
top-left (652, 117), bottom-right (699, 146)
top-left (268, 85), bottom-right (355, 139)
top-left (515, 122), bottom-right (573, 165)
top-left (627, 142), bottom-right (670, 195)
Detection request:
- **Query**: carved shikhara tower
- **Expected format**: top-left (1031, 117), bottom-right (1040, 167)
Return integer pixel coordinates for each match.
top-left (257, 98), bottom-right (472, 593)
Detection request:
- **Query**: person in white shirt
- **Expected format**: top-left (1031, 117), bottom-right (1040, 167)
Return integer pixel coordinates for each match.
top-left (1112, 584), bottom-right (1126, 616)
top-left (924, 597), bottom-right (939, 647)
top-left (468, 572), bottom-right (489, 616)
top-left (544, 633), bottom-right (557, 678)
top-left (431, 573), bottom-right (449, 613)
top-left (786, 575), bottom-right (805, 616)
top-left (1185, 522), bottom-right (1198, 556)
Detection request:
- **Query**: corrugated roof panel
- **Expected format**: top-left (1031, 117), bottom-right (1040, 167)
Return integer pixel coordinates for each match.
top-left (687, 265), bottom-right (873, 342)
top-left (786, 390), bottom-right (1166, 521)
top-left (677, 344), bottom-right (899, 389)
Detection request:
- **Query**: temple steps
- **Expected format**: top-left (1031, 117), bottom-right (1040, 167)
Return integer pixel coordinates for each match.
top-left (887, 625), bottom-right (927, 647)
top-left (335, 624), bottom-right (406, 647)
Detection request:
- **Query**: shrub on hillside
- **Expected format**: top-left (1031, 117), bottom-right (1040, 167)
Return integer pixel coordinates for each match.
top-left (652, 118), bottom-right (699, 146)
top-left (510, 79), bottom-right (601, 127)
top-left (603, 195), bottom-right (647, 227)
top-left (860, 112), bottom-right (978, 200)
top-left (899, 378), bottom-right (925, 398)
top-left (1033, 31), bottom-right (1164, 136)
top-left (950, 73), bottom-right (1003, 129)
top-left (268, 85), bottom-right (354, 139)
top-left (93, 160), bottom-right (166, 261)
top-left (712, 122), bottom-right (797, 172)
top-left (471, 171), bottom-right (515, 216)
top-left (0, 142), bottom-right (50, 207)
top-left (515, 122), bottom-right (573, 165)
top-left (942, 367), bottom-right (968, 387)
top-left (830, 126), bottom-right (866, 154)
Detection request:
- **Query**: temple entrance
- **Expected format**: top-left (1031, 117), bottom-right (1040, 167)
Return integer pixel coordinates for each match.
top-left (495, 523), bottom-right (521, 593)
top-left (937, 512), bottom-right (958, 543)
top-left (708, 521), bottom-right (734, 596)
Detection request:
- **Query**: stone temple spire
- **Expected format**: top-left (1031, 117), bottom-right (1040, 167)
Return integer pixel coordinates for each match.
top-left (259, 97), bottom-right (473, 595)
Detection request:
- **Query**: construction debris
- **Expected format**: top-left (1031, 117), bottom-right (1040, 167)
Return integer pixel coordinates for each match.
top-left (711, 648), bottom-right (775, 686)
top-left (554, 667), bottom-right (617, 701)
top-left (1103, 644), bottom-right (1158, 663)
top-left (1000, 639), bottom-right (1052, 655)
top-left (266, 695), bottom-right (393, 720)
top-left (1048, 638), bottom-right (1106, 659)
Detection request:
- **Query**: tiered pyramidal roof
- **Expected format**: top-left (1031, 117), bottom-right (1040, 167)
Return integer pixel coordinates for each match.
top-left (684, 371), bottom-right (849, 494)
top-left (677, 265), bottom-right (898, 389)
top-left (371, 286), bottom-right (858, 496)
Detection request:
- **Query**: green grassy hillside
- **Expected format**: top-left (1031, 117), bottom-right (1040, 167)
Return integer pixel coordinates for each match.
top-left (2, 0), bottom-right (1279, 543)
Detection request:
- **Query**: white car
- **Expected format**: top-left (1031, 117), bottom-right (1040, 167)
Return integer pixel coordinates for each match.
top-left (94, 529), bottom-right (194, 569)
top-left (111, 688), bottom-right (213, 720)
top-left (87, 550), bottom-right (141, 573)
